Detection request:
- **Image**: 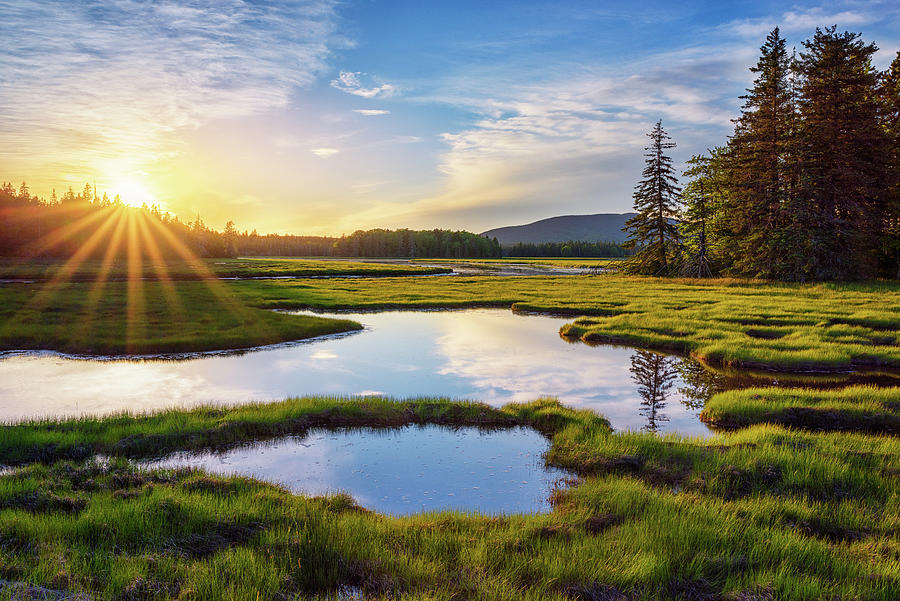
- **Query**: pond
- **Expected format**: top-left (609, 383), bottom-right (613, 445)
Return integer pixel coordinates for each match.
top-left (0, 309), bottom-right (892, 434)
top-left (143, 425), bottom-right (569, 515)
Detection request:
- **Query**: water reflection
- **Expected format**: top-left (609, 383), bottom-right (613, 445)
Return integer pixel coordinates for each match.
top-left (0, 309), bottom-right (894, 435)
top-left (143, 425), bottom-right (568, 515)
top-left (629, 351), bottom-right (677, 432)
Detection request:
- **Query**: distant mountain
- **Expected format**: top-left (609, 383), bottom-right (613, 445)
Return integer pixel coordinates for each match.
top-left (481, 213), bottom-right (636, 245)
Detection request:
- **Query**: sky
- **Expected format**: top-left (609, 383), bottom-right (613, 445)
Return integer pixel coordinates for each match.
top-left (1, 1), bottom-right (898, 236)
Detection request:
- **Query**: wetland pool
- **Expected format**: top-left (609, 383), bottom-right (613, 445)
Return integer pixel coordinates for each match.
top-left (143, 425), bottom-right (569, 515)
top-left (1, 309), bottom-right (891, 434)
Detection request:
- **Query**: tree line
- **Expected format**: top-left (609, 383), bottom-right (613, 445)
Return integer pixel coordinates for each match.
top-left (0, 183), bottom-right (501, 259)
top-left (501, 240), bottom-right (631, 257)
top-left (625, 27), bottom-right (899, 280)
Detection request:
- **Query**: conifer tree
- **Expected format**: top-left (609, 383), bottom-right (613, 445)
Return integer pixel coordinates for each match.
top-left (623, 120), bottom-right (682, 274)
top-left (679, 153), bottom-right (720, 277)
top-left (725, 27), bottom-right (796, 278)
top-left (794, 27), bottom-right (888, 279)
top-left (880, 51), bottom-right (900, 276)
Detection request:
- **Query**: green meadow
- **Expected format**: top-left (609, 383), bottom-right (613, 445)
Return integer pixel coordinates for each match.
top-left (0, 397), bottom-right (897, 600)
top-left (0, 257), bottom-right (449, 281)
top-left (0, 261), bottom-right (898, 599)
top-left (2, 261), bottom-right (897, 369)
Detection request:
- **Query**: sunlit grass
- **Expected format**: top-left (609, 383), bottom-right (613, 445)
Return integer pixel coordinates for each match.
top-left (0, 397), bottom-right (896, 600)
top-left (700, 385), bottom-right (900, 432)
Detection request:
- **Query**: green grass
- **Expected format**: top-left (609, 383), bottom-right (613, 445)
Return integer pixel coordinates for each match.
top-left (235, 274), bottom-right (900, 371)
top-left (0, 257), bottom-right (450, 281)
top-left (0, 280), bottom-right (361, 355)
top-left (700, 386), bottom-right (900, 433)
top-left (2, 265), bottom-right (897, 369)
top-left (413, 257), bottom-right (623, 269)
top-left (0, 397), bottom-right (607, 465)
top-left (0, 397), bottom-right (897, 600)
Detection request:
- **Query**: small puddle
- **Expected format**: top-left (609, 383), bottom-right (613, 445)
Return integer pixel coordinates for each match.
top-left (142, 425), bottom-right (568, 515)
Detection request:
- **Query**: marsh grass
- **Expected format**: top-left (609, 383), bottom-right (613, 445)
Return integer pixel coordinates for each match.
top-left (0, 397), bottom-right (606, 466)
top-left (0, 258), bottom-right (449, 281)
top-left (0, 398), bottom-right (897, 600)
top-left (0, 280), bottom-right (361, 355)
top-left (237, 274), bottom-right (899, 371)
top-left (700, 386), bottom-right (900, 433)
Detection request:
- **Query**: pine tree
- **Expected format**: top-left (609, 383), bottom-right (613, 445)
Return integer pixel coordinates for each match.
top-left (794, 27), bottom-right (888, 279)
top-left (623, 120), bottom-right (682, 275)
top-left (679, 153), bottom-right (721, 277)
top-left (880, 51), bottom-right (900, 276)
top-left (725, 28), bottom-right (796, 279)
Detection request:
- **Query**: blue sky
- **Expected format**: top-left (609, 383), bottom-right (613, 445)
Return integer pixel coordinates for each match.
top-left (1, 0), bottom-right (898, 234)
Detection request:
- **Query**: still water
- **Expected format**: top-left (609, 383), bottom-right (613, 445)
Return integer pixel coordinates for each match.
top-left (144, 425), bottom-right (568, 515)
top-left (0, 309), bottom-right (889, 433)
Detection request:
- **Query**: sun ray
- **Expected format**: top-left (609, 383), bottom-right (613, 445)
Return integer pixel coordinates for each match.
top-left (135, 211), bottom-right (186, 321)
top-left (15, 207), bottom-right (125, 317)
top-left (73, 210), bottom-right (130, 343)
top-left (21, 207), bottom-right (114, 258)
top-left (125, 210), bottom-right (146, 353)
top-left (142, 216), bottom-right (272, 337)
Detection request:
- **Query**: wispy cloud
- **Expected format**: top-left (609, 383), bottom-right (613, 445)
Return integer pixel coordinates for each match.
top-left (331, 70), bottom-right (397, 98)
top-left (373, 42), bottom-right (751, 229)
top-left (726, 6), bottom-right (877, 38)
top-left (353, 109), bottom-right (391, 116)
top-left (0, 0), bottom-right (345, 184)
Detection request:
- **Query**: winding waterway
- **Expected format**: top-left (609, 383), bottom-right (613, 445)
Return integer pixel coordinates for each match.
top-left (2, 308), bottom-right (892, 433)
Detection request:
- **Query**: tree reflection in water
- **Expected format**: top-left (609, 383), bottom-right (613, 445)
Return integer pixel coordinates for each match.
top-left (629, 350), bottom-right (678, 432)
top-left (675, 358), bottom-right (728, 411)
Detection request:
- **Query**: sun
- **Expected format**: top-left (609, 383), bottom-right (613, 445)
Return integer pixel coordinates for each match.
top-left (110, 178), bottom-right (156, 208)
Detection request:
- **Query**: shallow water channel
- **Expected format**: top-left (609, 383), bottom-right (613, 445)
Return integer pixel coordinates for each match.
top-left (1, 309), bottom-right (893, 432)
top-left (143, 425), bottom-right (568, 515)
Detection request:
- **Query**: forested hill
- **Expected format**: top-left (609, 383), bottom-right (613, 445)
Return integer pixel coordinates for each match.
top-left (481, 213), bottom-right (636, 245)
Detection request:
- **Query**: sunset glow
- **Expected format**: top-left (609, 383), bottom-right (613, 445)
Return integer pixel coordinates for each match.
top-left (110, 179), bottom-right (156, 208)
top-left (2, 1), bottom-right (898, 235)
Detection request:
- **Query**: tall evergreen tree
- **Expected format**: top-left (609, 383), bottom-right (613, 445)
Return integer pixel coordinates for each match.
top-left (794, 27), bottom-right (888, 279)
top-left (623, 120), bottom-right (682, 274)
top-left (679, 152), bottom-right (721, 277)
top-left (725, 27), bottom-right (797, 279)
top-left (880, 51), bottom-right (900, 276)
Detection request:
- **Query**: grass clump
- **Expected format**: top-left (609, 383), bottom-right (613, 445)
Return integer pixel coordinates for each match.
top-left (700, 386), bottom-right (900, 433)
top-left (0, 398), bottom-right (897, 600)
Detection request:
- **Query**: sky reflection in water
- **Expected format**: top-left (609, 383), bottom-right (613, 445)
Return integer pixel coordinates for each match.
top-left (144, 425), bottom-right (568, 515)
top-left (1, 308), bottom-right (873, 434)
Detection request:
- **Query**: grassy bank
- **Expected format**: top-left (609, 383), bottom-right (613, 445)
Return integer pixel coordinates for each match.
top-left (236, 275), bottom-right (900, 371)
top-left (0, 280), bottom-right (360, 355)
top-left (700, 386), bottom-right (900, 433)
top-left (0, 397), bottom-right (897, 600)
top-left (0, 257), bottom-right (449, 281)
top-left (0, 397), bottom-right (606, 466)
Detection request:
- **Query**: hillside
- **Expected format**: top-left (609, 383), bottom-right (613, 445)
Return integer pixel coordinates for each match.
top-left (481, 213), bottom-right (636, 245)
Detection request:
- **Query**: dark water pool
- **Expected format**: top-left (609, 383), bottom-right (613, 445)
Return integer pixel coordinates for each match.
top-left (143, 425), bottom-right (568, 515)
